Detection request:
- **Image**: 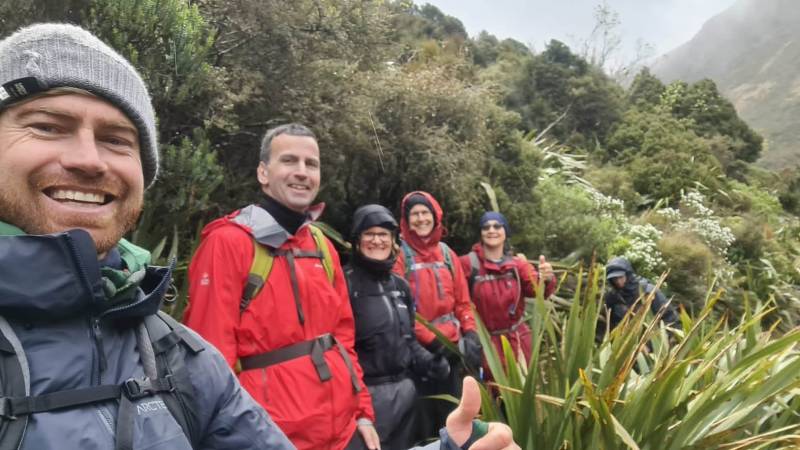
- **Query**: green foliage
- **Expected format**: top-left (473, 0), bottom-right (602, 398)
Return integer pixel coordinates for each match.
top-left (134, 129), bottom-right (225, 255)
top-left (606, 109), bottom-right (723, 203)
top-left (627, 68), bottom-right (665, 108)
top-left (476, 261), bottom-right (800, 449)
top-left (0, 0), bottom-right (89, 35)
top-left (87, 0), bottom-right (231, 139)
top-left (584, 165), bottom-right (643, 212)
top-left (661, 79), bottom-right (763, 162)
top-left (505, 40), bottom-right (625, 145)
top-left (514, 177), bottom-right (618, 261)
top-left (657, 232), bottom-right (714, 312)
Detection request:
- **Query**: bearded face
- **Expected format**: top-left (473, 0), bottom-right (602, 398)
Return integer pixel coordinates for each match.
top-left (0, 93), bottom-right (144, 255)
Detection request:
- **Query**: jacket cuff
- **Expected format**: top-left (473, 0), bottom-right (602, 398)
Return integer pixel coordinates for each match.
top-left (356, 418), bottom-right (374, 427)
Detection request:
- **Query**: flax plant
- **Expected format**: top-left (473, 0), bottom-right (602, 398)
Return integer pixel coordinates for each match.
top-left (472, 262), bottom-right (800, 449)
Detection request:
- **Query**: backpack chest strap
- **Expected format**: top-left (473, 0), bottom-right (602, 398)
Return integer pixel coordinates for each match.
top-left (408, 261), bottom-right (449, 299)
top-left (238, 333), bottom-right (361, 393)
top-left (0, 376), bottom-right (172, 418)
top-left (473, 271), bottom-right (516, 283)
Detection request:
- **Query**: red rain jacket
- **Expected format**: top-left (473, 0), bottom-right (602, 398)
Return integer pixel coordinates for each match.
top-left (184, 204), bottom-right (373, 450)
top-left (393, 191), bottom-right (476, 346)
top-left (459, 243), bottom-right (556, 364)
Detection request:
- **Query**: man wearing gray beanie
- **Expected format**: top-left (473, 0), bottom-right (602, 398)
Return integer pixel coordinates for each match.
top-left (0, 23), bottom-right (294, 449)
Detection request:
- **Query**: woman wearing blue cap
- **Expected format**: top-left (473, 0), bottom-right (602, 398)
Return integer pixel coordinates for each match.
top-left (459, 212), bottom-right (557, 369)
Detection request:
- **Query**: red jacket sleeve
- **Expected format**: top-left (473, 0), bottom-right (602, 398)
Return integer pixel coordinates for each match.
top-left (327, 239), bottom-right (375, 422)
top-left (450, 248), bottom-right (476, 334)
top-left (183, 225), bottom-right (252, 368)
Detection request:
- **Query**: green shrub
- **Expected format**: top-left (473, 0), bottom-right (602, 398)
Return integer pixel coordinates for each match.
top-left (657, 232), bottom-right (714, 314)
top-left (513, 177), bottom-right (618, 262)
top-left (584, 166), bottom-right (644, 212)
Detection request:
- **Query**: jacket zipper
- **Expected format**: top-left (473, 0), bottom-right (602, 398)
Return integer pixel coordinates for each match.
top-left (89, 316), bottom-right (107, 382)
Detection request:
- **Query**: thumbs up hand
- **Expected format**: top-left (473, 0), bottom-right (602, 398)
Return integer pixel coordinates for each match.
top-left (538, 255), bottom-right (554, 283)
top-left (445, 376), bottom-right (519, 450)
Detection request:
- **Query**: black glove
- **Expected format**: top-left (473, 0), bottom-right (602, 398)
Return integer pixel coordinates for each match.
top-left (426, 354), bottom-right (451, 381)
top-left (425, 338), bottom-right (445, 356)
top-left (462, 331), bottom-right (483, 370)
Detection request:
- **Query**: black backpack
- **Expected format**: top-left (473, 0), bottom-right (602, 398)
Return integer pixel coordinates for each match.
top-left (0, 311), bottom-right (204, 450)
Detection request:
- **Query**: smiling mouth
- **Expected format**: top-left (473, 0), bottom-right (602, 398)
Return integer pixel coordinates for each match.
top-left (288, 184), bottom-right (310, 191)
top-left (45, 188), bottom-right (113, 205)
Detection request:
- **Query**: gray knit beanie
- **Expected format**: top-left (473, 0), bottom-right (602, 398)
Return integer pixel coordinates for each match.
top-left (0, 23), bottom-right (158, 187)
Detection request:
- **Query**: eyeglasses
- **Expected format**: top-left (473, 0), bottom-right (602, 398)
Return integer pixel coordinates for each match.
top-left (362, 231), bottom-right (392, 242)
top-left (481, 223), bottom-right (503, 231)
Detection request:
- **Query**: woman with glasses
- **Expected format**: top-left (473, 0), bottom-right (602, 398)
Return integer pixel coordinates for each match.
top-left (344, 205), bottom-right (450, 450)
top-left (460, 212), bottom-right (557, 370)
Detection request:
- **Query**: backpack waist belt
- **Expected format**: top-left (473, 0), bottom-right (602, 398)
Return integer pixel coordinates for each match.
top-left (432, 312), bottom-right (459, 326)
top-left (238, 333), bottom-right (362, 393)
top-left (363, 372), bottom-right (407, 386)
top-left (489, 317), bottom-right (526, 336)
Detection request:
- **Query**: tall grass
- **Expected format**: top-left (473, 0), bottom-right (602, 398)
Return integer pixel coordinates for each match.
top-left (474, 262), bottom-right (800, 449)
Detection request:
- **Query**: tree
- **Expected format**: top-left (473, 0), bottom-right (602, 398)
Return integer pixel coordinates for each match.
top-left (627, 67), bottom-right (665, 108)
top-left (661, 79), bottom-right (763, 162)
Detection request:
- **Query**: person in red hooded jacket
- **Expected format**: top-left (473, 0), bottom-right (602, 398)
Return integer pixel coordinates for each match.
top-left (459, 212), bottom-right (556, 371)
top-left (393, 191), bottom-right (480, 441)
top-left (184, 123), bottom-right (378, 450)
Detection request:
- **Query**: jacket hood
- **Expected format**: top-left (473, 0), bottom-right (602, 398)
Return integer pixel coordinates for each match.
top-left (606, 257), bottom-right (634, 280)
top-left (605, 256), bottom-right (644, 300)
top-left (399, 191), bottom-right (444, 253)
top-left (350, 204), bottom-right (397, 240)
top-left (0, 229), bottom-right (169, 321)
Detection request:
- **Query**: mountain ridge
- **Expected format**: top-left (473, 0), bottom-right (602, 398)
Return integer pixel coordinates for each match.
top-left (651, 0), bottom-right (800, 169)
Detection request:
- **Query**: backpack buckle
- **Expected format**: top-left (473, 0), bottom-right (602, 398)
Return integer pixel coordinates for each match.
top-left (123, 378), bottom-right (148, 400)
top-left (123, 376), bottom-right (175, 400)
top-left (0, 397), bottom-right (16, 420)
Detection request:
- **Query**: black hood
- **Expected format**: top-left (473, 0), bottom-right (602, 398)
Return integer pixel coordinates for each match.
top-left (350, 204), bottom-right (397, 240)
top-left (606, 257), bottom-right (634, 280)
top-left (605, 256), bottom-right (642, 301)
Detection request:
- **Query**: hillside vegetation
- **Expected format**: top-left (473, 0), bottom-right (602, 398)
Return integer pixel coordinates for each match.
top-left (652, 0), bottom-right (800, 170)
top-left (2, 0), bottom-right (799, 327)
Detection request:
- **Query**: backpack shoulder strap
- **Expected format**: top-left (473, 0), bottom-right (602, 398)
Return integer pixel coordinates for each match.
top-left (240, 239), bottom-right (274, 314)
top-left (143, 312), bottom-right (204, 448)
top-left (439, 242), bottom-right (455, 278)
top-left (0, 316), bottom-right (29, 450)
top-left (309, 224), bottom-right (335, 283)
top-left (400, 240), bottom-right (415, 277)
top-left (467, 251), bottom-right (480, 294)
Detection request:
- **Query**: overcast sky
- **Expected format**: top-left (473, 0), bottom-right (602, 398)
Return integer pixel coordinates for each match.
top-left (421, 0), bottom-right (738, 62)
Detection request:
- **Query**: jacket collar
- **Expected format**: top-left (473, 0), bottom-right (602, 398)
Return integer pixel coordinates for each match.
top-left (231, 203), bottom-right (325, 249)
top-left (0, 229), bottom-right (169, 321)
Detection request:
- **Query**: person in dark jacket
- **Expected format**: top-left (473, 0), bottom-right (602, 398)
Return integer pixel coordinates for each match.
top-left (604, 257), bottom-right (679, 330)
top-left (345, 205), bottom-right (451, 450)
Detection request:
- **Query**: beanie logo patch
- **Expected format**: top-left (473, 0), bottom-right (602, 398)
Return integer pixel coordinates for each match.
top-left (0, 77), bottom-right (46, 103)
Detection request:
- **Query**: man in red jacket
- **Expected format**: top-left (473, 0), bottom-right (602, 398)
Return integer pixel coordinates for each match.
top-left (184, 123), bottom-right (378, 450)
